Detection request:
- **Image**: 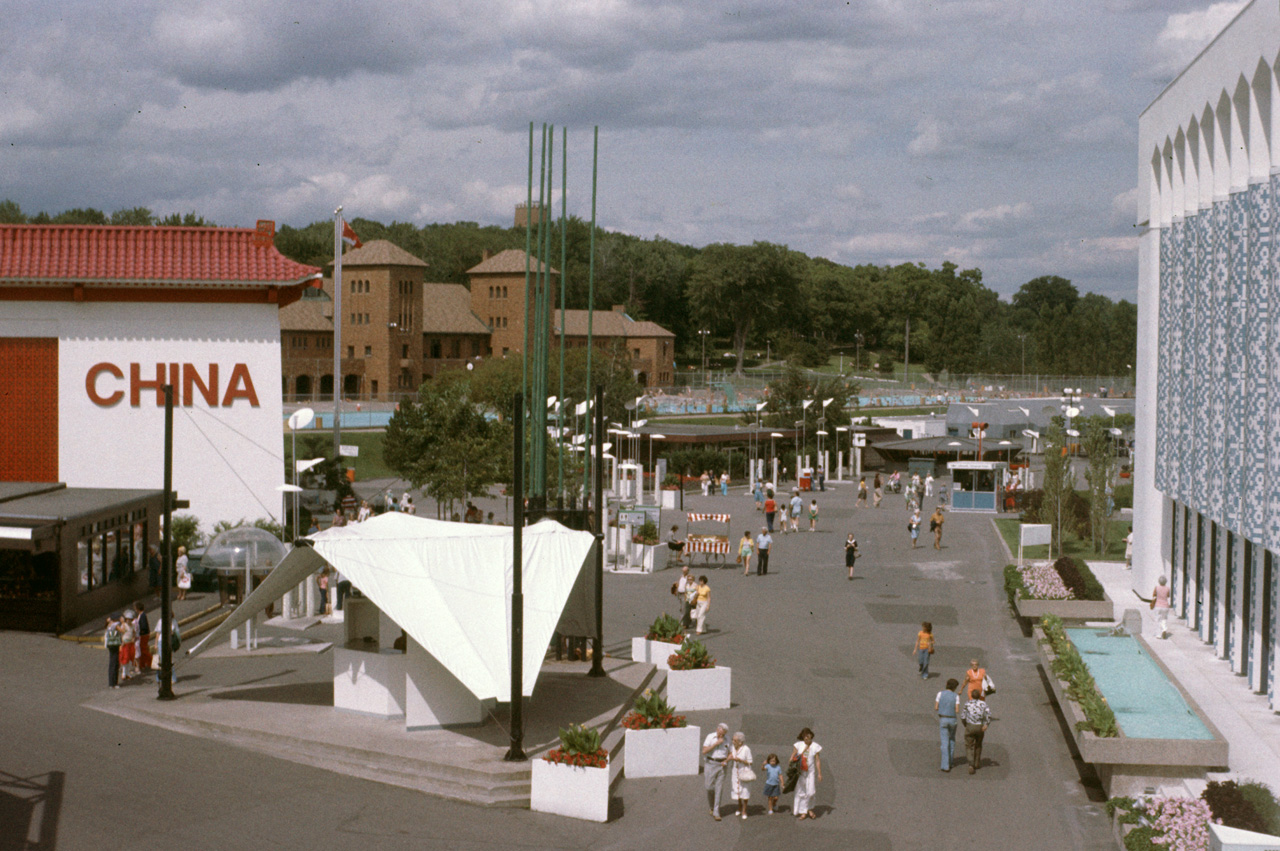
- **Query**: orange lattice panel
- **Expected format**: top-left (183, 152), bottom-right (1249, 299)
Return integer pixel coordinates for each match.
top-left (0, 338), bottom-right (58, 481)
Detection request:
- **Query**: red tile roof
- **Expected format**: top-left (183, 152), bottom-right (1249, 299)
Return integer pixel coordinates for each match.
top-left (0, 224), bottom-right (322, 287)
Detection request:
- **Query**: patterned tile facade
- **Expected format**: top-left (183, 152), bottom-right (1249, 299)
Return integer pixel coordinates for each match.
top-left (1244, 182), bottom-right (1271, 542)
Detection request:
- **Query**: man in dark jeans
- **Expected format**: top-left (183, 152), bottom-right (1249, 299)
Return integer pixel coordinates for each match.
top-left (755, 526), bottom-right (772, 576)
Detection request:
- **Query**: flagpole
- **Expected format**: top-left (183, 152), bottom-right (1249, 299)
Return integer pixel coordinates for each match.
top-left (333, 207), bottom-right (344, 458)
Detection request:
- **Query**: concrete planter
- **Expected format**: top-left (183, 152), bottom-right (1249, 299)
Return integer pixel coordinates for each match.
top-left (1033, 627), bottom-right (1228, 796)
top-left (624, 724), bottom-right (701, 778)
top-left (631, 636), bottom-right (684, 670)
top-left (530, 758), bottom-right (610, 822)
top-left (661, 488), bottom-right (680, 509)
top-left (1016, 593), bottom-right (1114, 621)
top-left (666, 665), bottom-right (731, 711)
top-left (630, 543), bottom-right (656, 572)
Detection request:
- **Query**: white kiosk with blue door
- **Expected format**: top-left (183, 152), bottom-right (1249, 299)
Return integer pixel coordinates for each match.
top-left (946, 461), bottom-right (1007, 512)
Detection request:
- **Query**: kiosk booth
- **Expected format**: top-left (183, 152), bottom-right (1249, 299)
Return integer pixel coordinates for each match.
top-left (946, 461), bottom-right (1007, 512)
top-left (683, 512), bottom-right (731, 565)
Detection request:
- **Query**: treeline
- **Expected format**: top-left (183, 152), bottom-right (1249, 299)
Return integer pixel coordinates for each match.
top-left (1, 199), bottom-right (1137, 377)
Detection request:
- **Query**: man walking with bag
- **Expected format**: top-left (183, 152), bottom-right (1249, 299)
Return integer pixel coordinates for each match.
top-left (702, 723), bottom-right (731, 820)
top-left (960, 689), bottom-right (991, 773)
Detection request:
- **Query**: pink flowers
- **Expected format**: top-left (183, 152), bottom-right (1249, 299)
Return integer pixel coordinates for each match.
top-left (1019, 562), bottom-right (1073, 600)
top-left (1142, 796), bottom-right (1214, 851)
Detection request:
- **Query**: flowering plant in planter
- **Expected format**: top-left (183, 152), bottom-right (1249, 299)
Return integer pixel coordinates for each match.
top-left (1019, 562), bottom-right (1073, 600)
top-left (668, 637), bottom-right (716, 671)
top-left (621, 689), bottom-right (686, 730)
top-left (645, 613), bottom-right (685, 644)
top-left (1109, 795), bottom-right (1213, 851)
top-left (543, 723), bottom-right (608, 768)
top-left (632, 520), bottom-right (659, 545)
top-left (661, 474), bottom-right (681, 490)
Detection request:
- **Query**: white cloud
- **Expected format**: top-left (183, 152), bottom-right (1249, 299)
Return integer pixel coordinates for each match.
top-left (1147, 1), bottom-right (1247, 78)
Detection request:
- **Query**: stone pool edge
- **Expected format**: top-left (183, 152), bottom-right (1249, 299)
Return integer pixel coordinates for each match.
top-left (1033, 626), bottom-right (1229, 792)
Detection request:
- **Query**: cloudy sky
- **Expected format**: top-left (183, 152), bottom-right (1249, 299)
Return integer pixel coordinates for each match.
top-left (0, 0), bottom-right (1250, 301)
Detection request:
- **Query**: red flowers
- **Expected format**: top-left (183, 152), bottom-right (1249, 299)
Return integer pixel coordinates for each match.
top-left (542, 748), bottom-right (609, 768)
top-left (621, 711), bottom-right (687, 730)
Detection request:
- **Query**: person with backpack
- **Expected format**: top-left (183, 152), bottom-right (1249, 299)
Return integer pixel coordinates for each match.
top-left (104, 614), bottom-right (123, 688)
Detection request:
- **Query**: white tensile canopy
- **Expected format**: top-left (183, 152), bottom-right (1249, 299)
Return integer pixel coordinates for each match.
top-left (186, 513), bottom-right (596, 702)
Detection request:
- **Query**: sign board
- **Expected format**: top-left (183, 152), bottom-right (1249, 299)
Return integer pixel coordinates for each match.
top-left (1018, 523), bottom-right (1054, 567)
top-left (1020, 524), bottom-right (1052, 547)
top-left (339, 445), bottom-right (359, 457)
top-left (618, 510), bottom-right (647, 526)
top-left (853, 434), bottom-right (866, 447)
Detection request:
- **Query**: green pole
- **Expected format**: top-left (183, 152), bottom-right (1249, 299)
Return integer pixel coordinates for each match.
top-left (532, 127), bottom-right (551, 500)
top-left (583, 126), bottom-right (598, 495)
top-left (557, 126), bottom-right (568, 507)
top-left (522, 124), bottom-right (538, 496)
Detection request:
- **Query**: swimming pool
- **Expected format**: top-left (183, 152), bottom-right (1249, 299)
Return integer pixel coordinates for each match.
top-left (1067, 628), bottom-right (1212, 740)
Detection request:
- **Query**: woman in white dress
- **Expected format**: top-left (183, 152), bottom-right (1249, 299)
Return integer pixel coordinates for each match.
top-left (790, 727), bottom-right (823, 820)
top-left (175, 546), bottom-right (191, 601)
top-left (727, 732), bottom-right (753, 820)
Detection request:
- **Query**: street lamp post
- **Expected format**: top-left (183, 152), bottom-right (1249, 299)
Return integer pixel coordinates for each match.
top-left (698, 329), bottom-right (711, 374)
top-left (854, 330), bottom-right (863, 372)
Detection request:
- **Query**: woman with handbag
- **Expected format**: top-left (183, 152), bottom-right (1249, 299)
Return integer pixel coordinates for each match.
top-left (961, 658), bottom-right (988, 702)
top-left (727, 732), bottom-right (754, 819)
top-left (789, 727), bottom-right (822, 820)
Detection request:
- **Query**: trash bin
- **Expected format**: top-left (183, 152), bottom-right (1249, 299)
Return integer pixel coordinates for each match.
top-left (799, 472), bottom-right (812, 491)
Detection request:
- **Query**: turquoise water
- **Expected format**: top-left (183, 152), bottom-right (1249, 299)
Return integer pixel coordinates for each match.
top-left (1066, 629), bottom-right (1212, 740)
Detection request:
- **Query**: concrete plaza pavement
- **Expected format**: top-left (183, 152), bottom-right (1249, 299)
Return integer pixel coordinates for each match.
top-left (1, 479), bottom-right (1118, 850)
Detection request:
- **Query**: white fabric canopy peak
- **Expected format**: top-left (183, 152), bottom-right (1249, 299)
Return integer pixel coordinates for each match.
top-left (189, 513), bottom-right (595, 702)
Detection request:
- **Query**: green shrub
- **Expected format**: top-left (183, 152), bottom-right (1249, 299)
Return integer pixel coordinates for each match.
top-left (1239, 781), bottom-right (1280, 835)
top-left (668, 637), bottom-right (716, 670)
top-left (1052, 557), bottom-right (1106, 602)
top-left (1203, 779), bottom-right (1273, 834)
top-left (633, 520), bottom-right (659, 545)
top-left (1039, 615), bottom-right (1118, 738)
top-left (558, 722), bottom-right (602, 756)
top-left (645, 613), bottom-right (684, 643)
top-left (1003, 564), bottom-right (1024, 607)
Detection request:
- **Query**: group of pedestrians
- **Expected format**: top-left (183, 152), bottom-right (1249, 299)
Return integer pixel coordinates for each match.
top-left (104, 600), bottom-right (179, 688)
top-left (934, 656), bottom-right (994, 774)
top-left (702, 723), bottom-right (823, 821)
top-left (760, 488), bottom-right (818, 535)
top-left (700, 471), bottom-right (730, 497)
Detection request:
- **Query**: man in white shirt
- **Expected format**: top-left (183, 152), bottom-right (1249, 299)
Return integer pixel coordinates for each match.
top-left (755, 527), bottom-right (772, 576)
top-left (702, 722), bottom-right (731, 820)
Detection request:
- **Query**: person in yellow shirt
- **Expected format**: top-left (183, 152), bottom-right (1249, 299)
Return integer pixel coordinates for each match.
top-left (694, 576), bottom-right (711, 634)
top-left (913, 622), bottom-right (935, 679)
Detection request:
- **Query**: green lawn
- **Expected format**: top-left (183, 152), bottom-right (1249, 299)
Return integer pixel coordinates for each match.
top-left (994, 516), bottom-right (1130, 562)
top-left (287, 430), bottom-right (395, 482)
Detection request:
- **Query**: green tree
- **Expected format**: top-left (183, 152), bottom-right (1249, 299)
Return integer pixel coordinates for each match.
top-left (110, 207), bottom-right (155, 226)
top-left (687, 241), bottom-right (800, 375)
top-left (383, 378), bottom-right (509, 516)
top-left (756, 363), bottom-right (859, 460)
top-left (1040, 419), bottom-right (1073, 556)
top-left (1081, 416), bottom-right (1117, 555)
top-left (0, 200), bottom-right (27, 224)
top-left (158, 211), bottom-right (215, 227)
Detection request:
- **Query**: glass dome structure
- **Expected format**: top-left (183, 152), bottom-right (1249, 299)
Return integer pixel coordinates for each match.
top-left (202, 526), bottom-right (288, 577)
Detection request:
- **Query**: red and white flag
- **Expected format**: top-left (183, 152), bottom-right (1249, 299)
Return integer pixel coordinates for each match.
top-left (341, 219), bottom-right (362, 249)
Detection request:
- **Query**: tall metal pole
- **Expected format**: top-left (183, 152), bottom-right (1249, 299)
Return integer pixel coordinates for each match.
top-left (332, 207), bottom-right (344, 456)
top-left (157, 385), bottom-right (175, 701)
top-left (557, 126), bottom-right (568, 507)
top-left (505, 392), bottom-right (527, 760)
top-left (522, 122), bottom-right (534, 475)
top-left (589, 383), bottom-right (606, 677)
top-left (582, 127), bottom-right (598, 495)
